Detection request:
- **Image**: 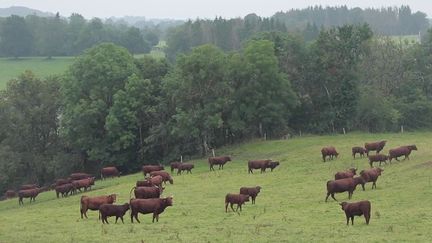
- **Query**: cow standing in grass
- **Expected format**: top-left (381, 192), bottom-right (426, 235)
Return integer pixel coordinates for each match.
top-left (99, 203), bottom-right (130, 224)
top-left (340, 201), bottom-right (371, 225)
top-left (225, 193), bottom-right (250, 212)
top-left (321, 147), bottom-right (338, 162)
top-left (360, 168), bottom-right (383, 190)
top-left (18, 188), bottom-right (42, 205)
top-left (325, 177), bottom-right (365, 202)
top-left (364, 140), bottom-right (386, 156)
top-left (208, 156), bottom-right (231, 171)
top-left (80, 194), bottom-right (116, 219)
top-left (352, 147), bottom-right (367, 159)
top-left (130, 196), bottom-right (173, 223)
top-left (389, 145), bottom-right (417, 162)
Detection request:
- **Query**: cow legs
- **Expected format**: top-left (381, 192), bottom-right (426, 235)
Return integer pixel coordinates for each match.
top-left (325, 193), bottom-right (330, 202)
top-left (345, 215), bottom-right (350, 225)
top-left (225, 202), bottom-right (229, 212)
top-left (19, 197), bottom-right (23, 205)
top-left (252, 197), bottom-right (255, 204)
top-left (365, 213), bottom-right (370, 225)
top-left (230, 203), bottom-right (235, 212)
top-left (238, 204), bottom-right (242, 212)
top-left (331, 193), bottom-right (337, 201)
top-left (372, 181), bottom-right (377, 189)
top-left (351, 216), bottom-right (354, 225)
top-left (348, 191), bottom-right (353, 199)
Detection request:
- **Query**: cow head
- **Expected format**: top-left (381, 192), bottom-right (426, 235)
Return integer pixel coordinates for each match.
top-left (349, 168), bottom-right (357, 175)
top-left (163, 196), bottom-right (174, 206)
top-left (168, 176), bottom-right (174, 185)
top-left (226, 156), bottom-right (232, 162)
top-left (340, 202), bottom-right (348, 210)
top-left (375, 167), bottom-right (384, 175)
top-left (409, 145), bottom-right (418, 151)
top-left (108, 194), bottom-right (117, 203)
top-left (256, 186), bottom-right (262, 192)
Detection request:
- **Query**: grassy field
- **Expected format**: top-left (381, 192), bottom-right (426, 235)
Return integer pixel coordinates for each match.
top-left (0, 57), bottom-right (75, 89)
top-left (0, 132), bottom-right (431, 242)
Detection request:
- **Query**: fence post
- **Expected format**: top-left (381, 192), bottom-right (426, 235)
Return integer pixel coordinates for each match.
top-left (342, 128), bottom-right (346, 135)
top-left (264, 133), bottom-right (267, 140)
top-left (212, 149), bottom-right (215, 157)
top-left (180, 155), bottom-right (183, 163)
top-left (401, 125), bottom-right (404, 133)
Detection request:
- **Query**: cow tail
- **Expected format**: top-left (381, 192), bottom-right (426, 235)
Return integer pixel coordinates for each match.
top-left (129, 186), bottom-right (136, 201)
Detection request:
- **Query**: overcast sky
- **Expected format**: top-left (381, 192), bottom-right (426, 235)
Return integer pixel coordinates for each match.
top-left (0, 0), bottom-right (431, 19)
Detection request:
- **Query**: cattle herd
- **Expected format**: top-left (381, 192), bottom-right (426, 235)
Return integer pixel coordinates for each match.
top-left (323, 140), bottom-right (418, 225)
top-left (1, 139), bottom-right (418, 226)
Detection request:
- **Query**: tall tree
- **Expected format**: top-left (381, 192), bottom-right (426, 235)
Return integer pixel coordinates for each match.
top-left (0, 15), bottom-right (33, 58)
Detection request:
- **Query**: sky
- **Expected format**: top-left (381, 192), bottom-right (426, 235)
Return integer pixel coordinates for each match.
top-left (0, 0), bottom-right (431, 19)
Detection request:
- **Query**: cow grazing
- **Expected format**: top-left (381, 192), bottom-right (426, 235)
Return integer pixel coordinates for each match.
top-left (360, 168), bottom-right (383, 190)
top-left (99, 203), bottom-right (130, 224)
top-left (150, 171), bottom-right (174, 184)
top-left (130, 196), bottom-right (173, 223)
top-left (131, 186), bottom-right (163, 199)
top-left (225, 193), bottom-right (250, 212)
top-left (70, 173), bottom-right (92, 180)
top-left (340, 201), bottom-right (371, 225)
top-left (334, 168), bottom-right (357, 180)
top-left (142, 165), bottom-right (164, 176)
top-left (101, 167), bottom-right (121, 179)
top-left (321, 147), bottom-right (339, 162)
top-left (208, 156), bottom-right (232, 171)
top-left (5, 190), bottom-right (16, 199)
top-left (18, 188), bottom-right (41, 205)
top-left (248, 159), bottom-right (271, 174)
top-left (325, 177), bottom-right (365, 202)
top-left (239, 186), bottom-right (261, 204)
top-left (267, 161), bottom-right (280, 172)
top-left (20, 184), bottom-right (38, 190)
top-left (170, 162), bottom-right (181, 173)
top-left (368, 154), bottom-right (388, 167)
top-left (72, 177), bottom-right (95, 193)
top-left (389, 145), bottom-right (418, 162)
top-left (55, 183), bottom-right (74, 198)
top-left (364, 140), bottom-right (386, 156)
top-left (177, 163), bottom-right (194, 175)
top-left (352, 147), bottom-right (367, 159)
top-left (80, 194), bottom-right (116, 219)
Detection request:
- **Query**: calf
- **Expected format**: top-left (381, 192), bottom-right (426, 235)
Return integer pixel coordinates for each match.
top-left (5, 190), bottom-right (16, 199)
top-left (18, 188), bottom-right (41, 205)
top-left (101, 167), bottom-right (121, 179)
top-left (208, 156), bottom-right (231, 171)
top-left (72, 177), bottom-right (95, 193)
top-left (225, 193), bottom-right (250, 212)
top-left (248, 159), bottom-right (271, 174)
top-left (70, 173), bottom-right (92, 180)
top-left (360, 168), bottom-right (383, 190)
top-left (170, 162), bottom-right (181, 173)
top-left (340, 200), bottom-right (371, 225)
top-left (80, 194), bottom-right (116, 219)
top-left (177, 163), bottom-right (194, 175)
top-left (389, 145), bottom-right (418, 162)
top-left (321, 146), bottom-right (339, 162)
top-left (55, 183), bottom-right (74, 198)
top-left (334, 168), bottom-right (357, 180)
top-left (99, 203), bottom-right (130, 224)
top-left (239, 186), bottom-right (261, 204)
top-left (368, 154), bottom-right (388, 167)
top-left (131, 186), bottom-right (163, 199)
top-left (267, 161), bottom-right (280, 172)
top-left (130, 196), bottom-right (173, 223)
top-left (325, 177), bottom-right (365, 202)
top-left (142, 165), bottom-right (164, 176)
top-left (150, 171), bottom-right (174, 184)
top-left (364, 140), bottom-right (386, 156)
top-left (352, 147), bottom-right (367, 159)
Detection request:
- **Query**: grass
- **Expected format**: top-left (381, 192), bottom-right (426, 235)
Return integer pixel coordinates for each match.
top-left (0, 57), bottom-right (75, 89)
top-left (1, 132), bottom-right (432, 242)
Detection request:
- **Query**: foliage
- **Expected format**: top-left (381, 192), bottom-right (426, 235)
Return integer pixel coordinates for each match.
top-left (0, 15), bottom-right (33, 58)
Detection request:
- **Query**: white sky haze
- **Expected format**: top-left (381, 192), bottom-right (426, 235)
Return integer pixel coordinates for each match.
top-left (0, 0), bottom-right (431, 19)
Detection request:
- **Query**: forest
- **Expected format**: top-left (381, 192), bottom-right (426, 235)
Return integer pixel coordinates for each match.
top-left (0, 6), bottom-right (432, 192)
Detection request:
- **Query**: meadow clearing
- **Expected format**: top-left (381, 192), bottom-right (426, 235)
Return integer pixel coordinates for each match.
top-left (0, 132), bottom-right (431, 242)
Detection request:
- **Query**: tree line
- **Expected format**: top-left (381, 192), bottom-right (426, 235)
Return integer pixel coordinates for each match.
top-left (0, 13), bottom-right (159, 58)
top-left (1, 23), bottom-right (432, 193)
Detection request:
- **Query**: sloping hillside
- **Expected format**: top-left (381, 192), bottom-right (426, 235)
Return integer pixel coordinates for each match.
top-left (0, 6), bottom-right (54, 17)
top-left (0, 132), bottom-right (431, 242)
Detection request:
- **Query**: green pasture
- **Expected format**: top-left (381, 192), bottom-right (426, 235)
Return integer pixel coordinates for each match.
top-left (0, 132), bottom-right (431, 242)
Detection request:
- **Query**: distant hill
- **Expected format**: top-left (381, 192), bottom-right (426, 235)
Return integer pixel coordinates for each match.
top-left (0, 6), bottom-right (54, 17)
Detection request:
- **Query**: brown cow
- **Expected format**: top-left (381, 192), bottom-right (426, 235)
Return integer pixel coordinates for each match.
top-left (70, 173), bottom-right (92, 180)
top-left (55, 179), bottom-right (71, 186)
top-left (334, 168), bottom-right (357, 180)
top-left (72, 177), bottom-right (95, 193)
top-left (18, 188), bottom-right (41, 205)
top-left (130, 186), bottom-right (163, 199)
top-left (325, 177), bottom-right (365, 202)
top-left (99, 203), bottom-right (130, 224)
top-left (225, 193), bottom-right (250, 212)
top-left (55, 183), bottom-right (74, 198)
top-left (389, 145), bottom-right (418, 162)
top-left (136, 175), bottom-right (164, 189)
top-left (20, 184), bottom-right (38, 190)
top-left (352, 147), bottom-right (367, 159)
top-left (321, 147), bottom-right (339, 162)
top-left (150, 171), bottom-right (174, 184)
top-left (80, 194), bottom-right (116, 219)
top-left (177, 163), bottom-right (194, 175)
top-left (142, 165), bottom-right (164, 176)
top-left (136, 180), bottom-right (152, 187)
top-left (266, 161), bottom-right (280, 172)
top-left (248, 159), bottom-right (271, 174)
top-left (5, 190), bottom-right (16, 199)
top-left (368, 154), bottom-right (388, 167)
top-left (130, 196), bottom-right (173, 223)
top-left (208, 156), bottom-right (231, 171)
top-left (101, 167), bottom-right (121, 179)
top-left (340, 201), bottom-right (371, 225)
top-left (360, 168), bottom-right (383, 190)
top-left (364, 140), bottom-right (386, 156)
top-left (170, 162), bottom-right (181, 173)
top-left (239, 186), bottom-right (261, 204)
